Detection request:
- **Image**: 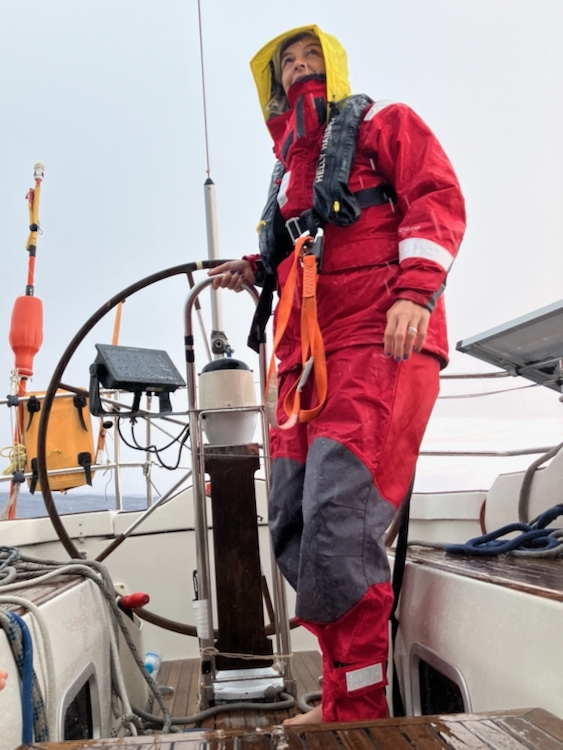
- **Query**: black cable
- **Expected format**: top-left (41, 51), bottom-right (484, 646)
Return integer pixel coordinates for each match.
top-left (126, 420), bottom-right (187, 454)
top-left (116, 418), bottom-right (190, 470)
top-left (131, 688), bottom-right (295, 728)
top-left (390, 475), bottom-right (414, 718)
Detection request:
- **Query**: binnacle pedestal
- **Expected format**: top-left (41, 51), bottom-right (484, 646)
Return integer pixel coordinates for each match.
top-left (204, 443), bottom-right (273, 670)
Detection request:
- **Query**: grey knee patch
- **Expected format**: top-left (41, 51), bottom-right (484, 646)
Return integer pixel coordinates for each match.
top-left (296, 438), bottom-right (395, 622)
top-left (268, 457), bottom-right (305, 590)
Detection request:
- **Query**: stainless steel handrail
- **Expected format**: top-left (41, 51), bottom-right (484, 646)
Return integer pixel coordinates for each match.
top-left (183, 275), bottom-right (293, 702)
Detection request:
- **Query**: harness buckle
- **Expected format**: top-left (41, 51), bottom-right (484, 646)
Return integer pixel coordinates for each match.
top-left (301, 227), bottom-right (324, 273)
top-left (285, 216), bottom-right (308, 244)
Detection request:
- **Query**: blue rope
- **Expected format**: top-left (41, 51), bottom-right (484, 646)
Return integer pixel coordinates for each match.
top-left (6, 611), bottom-right (34, 744)
top-left (445, 505), bottom-right (563, 557)
top-left (534, 504), bottom-right (563, 529)
top-left (0, 608), bottom-right (49, 743)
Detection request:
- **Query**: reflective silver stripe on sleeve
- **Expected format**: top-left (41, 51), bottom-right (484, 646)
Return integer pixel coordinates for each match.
top-left (399, 237), bottom-right (454, 271)
top-left (363, 100), bottom-right (395, 121)
top-left (346, 662), bottom-right (384, 692)
top-left (277, 171), bottom-right (291, 208)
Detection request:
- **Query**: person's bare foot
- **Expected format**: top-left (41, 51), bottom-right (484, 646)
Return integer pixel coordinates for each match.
top-left (283, 704), bottom-right (323, 727)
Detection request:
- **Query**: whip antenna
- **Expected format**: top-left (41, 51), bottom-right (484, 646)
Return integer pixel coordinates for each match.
top-left (197, 0), bottom-right (211, 178)
top-left (197, 0), bottom-right (227, 357)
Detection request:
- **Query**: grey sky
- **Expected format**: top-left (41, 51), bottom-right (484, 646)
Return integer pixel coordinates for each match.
top-left (1, 1), bottom-right (562, 495)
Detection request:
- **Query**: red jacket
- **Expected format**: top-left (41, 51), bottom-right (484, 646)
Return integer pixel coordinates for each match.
top-left (252, 76), bottom-right (465, 370)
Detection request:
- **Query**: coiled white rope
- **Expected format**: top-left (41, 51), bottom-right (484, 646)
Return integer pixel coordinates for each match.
top-left (0, 551), bottom-right (171, 734)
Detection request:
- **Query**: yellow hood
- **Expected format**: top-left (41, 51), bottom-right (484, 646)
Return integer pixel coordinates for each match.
top-left (250, 25), bottom-right (351, 125)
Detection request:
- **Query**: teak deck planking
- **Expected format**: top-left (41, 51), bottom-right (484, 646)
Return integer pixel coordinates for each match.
top-left (405, 547), bottom-right (563, 601)
top-left (17, 707), bottom-right (563, 749)
top-left (151, 651), bottom-right (322, 729)
top-left (1, 576), bottom-right (81, 615)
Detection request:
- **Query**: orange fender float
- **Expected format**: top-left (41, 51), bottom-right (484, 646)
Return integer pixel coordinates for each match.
top-left (9, 295), bottom-right (43, 379)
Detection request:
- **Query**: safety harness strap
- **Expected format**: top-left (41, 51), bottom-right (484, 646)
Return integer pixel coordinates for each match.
top-left (247, 182), bottom-right (396, 353)
top-left (285, 184), bottom-right (396, 243)
top-left (265, 235), bottom-right (327, 429)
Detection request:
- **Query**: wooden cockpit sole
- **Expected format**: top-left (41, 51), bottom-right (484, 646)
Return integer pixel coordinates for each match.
top-left (152, 651), bottom-right (322, 729)
top-left (18, 707), bottom-right (563, 749)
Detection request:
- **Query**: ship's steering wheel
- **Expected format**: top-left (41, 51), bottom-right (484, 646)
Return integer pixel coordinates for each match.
top-left (36, 261), bottom-right (296, 639)
top-left (36, 261), bottom-right (224, 561)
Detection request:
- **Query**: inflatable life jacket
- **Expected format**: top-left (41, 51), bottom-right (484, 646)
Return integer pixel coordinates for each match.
top-left (22, 390), bottom-right (96, 493)
top-left (258, 93), bottom-right (385, 274)
top-left (248, 93), bottom-right (396, 351)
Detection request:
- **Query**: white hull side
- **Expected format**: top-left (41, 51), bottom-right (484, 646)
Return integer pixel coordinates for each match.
top-left (395, 560), bottom-right (563, 719)
top-left (0, 578), bottom-right (113, 747)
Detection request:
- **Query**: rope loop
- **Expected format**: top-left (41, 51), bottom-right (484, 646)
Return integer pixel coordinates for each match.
top-left (1, 443), bottom-right (27, 476)
top-left (445, 504), bottom-right (563, 557)
top-left (0, 546), bottom-right (21, 570)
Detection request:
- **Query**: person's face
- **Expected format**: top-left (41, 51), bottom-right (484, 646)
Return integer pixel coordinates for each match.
top-left (280, 35), bottom-right (326, 95)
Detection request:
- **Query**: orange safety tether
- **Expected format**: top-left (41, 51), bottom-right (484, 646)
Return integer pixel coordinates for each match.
top-left (265, 231), bottom-right (328, 429)
top-left (2, 163), bottom-right (45, 520)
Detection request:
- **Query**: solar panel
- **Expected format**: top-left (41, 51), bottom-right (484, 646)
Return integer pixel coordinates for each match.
top-left (456, 299), bottom-right (563, 392)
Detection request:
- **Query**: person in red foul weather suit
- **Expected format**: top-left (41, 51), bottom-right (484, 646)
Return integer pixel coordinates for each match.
top-left (209, 25), bottom-right (465, 724)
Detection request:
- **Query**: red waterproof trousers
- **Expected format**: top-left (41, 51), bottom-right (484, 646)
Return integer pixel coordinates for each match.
top-left (269, 345), bottom-right (440, 721)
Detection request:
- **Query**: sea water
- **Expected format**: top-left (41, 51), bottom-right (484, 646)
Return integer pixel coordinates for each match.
top-left (0, 491), bottom-right (147, 519)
